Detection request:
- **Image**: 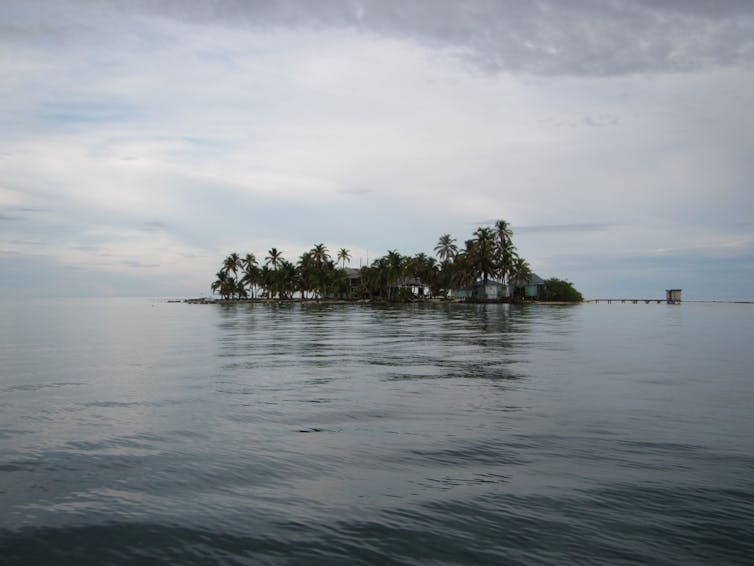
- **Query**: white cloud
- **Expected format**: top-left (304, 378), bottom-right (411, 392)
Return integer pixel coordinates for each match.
top-left (1, 2), bottom-right (753, 298)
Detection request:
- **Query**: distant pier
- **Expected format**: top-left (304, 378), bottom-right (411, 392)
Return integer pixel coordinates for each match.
top-left (589, 289), bottom-right (682, 305)
top-left (588, 298), bottom-right (675, 304)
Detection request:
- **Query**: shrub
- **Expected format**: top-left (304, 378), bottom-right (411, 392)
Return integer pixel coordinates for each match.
top-left (541, 278), bottom-right (583, 302)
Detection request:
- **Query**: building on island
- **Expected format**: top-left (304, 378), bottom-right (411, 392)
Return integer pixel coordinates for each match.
top-left (517, 273), bottom-right (545, 300)
top-left (452, 273), bottom-right (546, 301)
top-left (666, 289), bottom-right (682, 304)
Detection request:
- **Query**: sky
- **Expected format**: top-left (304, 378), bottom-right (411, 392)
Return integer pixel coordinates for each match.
top-left (1, 0), bottom-right (753, 300)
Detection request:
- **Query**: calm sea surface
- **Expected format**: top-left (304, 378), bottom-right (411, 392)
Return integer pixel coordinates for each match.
top-left (1, 299), bottom-right (753, 564)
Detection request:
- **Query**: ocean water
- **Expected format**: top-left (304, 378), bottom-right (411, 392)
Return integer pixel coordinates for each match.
top-left (1, 299), bottom-right (753, 564)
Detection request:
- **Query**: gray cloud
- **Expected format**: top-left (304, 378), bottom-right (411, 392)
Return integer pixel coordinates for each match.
top-left (583, 115), bottom-right (619, 128)
top-left (33, 0), bottom-right (746, 76)
top-left (732, 220), bottom-right (754, 228)
top-left (140, 221), bottom-right (169, 233)
top-left (2, 0), bottom-right (753, 300)
top-left (537, 243), bottom-right (754, 301)
top-left (39, 100), bottom-right (134, 126)
top-left (125, 259), bottom-right (160, 269)
top-left (470, 221), bottom-right (615, 234)
top-left (339, 187), bottom-right (372, 196)
top-left (0, 207), bottom-right (47, 222)
top-left (515, 223), bottom-right (616, 234)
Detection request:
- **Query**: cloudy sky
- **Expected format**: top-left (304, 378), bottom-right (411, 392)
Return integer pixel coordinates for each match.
top-left (2, 0), bottom-right (753, 300)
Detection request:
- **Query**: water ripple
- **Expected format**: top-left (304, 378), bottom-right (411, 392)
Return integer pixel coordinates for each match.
top-left (1, 300), bottom-right (753, 562)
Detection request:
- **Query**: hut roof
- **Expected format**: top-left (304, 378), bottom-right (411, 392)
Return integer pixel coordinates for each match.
top-left (525, 273), bottom-right (545, 286)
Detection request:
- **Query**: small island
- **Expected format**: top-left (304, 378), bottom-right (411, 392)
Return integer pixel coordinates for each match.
top-left (204, 220), bottom-right (583, 304)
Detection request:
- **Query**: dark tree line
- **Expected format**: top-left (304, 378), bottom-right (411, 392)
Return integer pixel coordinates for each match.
top-left (210, 220), bottom-right (581, 302)
top-left (211, 245), bottom-right (352, 300)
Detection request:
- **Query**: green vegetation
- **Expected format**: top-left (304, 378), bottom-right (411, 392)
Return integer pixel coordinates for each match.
top-left (212, 243), bottom-right (348, 300)
top-left (540, 278), bottom-right (584, 302)
top-left (210, 220), bottom-right (582, 302)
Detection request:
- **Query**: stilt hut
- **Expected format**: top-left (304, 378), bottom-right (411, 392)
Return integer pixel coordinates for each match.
top-left (666, 289), bottom-right (682, 304)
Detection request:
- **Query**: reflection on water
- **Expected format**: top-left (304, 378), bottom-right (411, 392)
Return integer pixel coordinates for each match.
top-left (1, 299), bottom-right (753, 563)
top-left (214, 302), bottom-right (554, 382)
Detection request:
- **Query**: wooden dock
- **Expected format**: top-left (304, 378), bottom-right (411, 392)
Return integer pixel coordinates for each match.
top-left (587, 298), bottom-right (680, 304)
top-left (588, 290), bottom-right (682, 305)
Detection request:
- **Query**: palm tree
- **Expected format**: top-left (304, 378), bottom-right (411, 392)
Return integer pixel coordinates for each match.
top-left (211, 270), bottom-right (228, 298)
top-left (373, 256), bottom-right (392, 299)
top-left (509, 257), bottom-right (532, 301)
top-left (277, 259), bottom-right (298, 299)
top-left (223, 252), bottom-right (241, 277)
top-left (306, 244), bottom-right (332, 299)
top-left (493, 220), bottom-right (517, 295)
top-left (468, 227), bottom-right (498, 286)
top-left (209, 218), bottom-right (532, 302)
top-left (242, 253), bottom-right (257, 271)
top-left (357, 264), bottom-right (376, 299)
top-left (297, 251), bottom-right (316, 299)
top-left (434, 234), bottom-right (458, 262)
top-left (265, 247), bottom-right (283, 270)
top-left (450, 252), bottom-right (474, 291)
top-left (211, 270), bottom-right (235, 300)
top-left (383, 250), bottom-right (407, 300)
top-left (408, 252), bottom-right (438, 299)
top-left (259, 265), bottom-right (272, 298)
top-left (235, 279), bottom-right (248, 299)
top-left (241, 253), bottom-right (259, 299)
top-left (337, 248), bottom-right (351, 269)
top-left (311, 243), bottom-right (330, 267)
top-left (494, 219), bottom-right (513, 247)
top-left (329, 266), bottom-right (350, 298)
top-left (497, 238), bottom-right (518, 298)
